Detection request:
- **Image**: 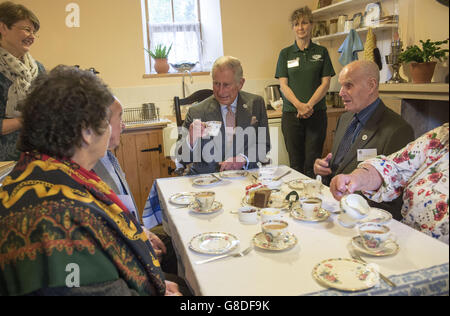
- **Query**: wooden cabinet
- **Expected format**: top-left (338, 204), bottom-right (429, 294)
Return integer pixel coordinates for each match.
top-left (322, 108), bottom-right (347, 157)
top-left (113, 126), bottom-right (175, 218)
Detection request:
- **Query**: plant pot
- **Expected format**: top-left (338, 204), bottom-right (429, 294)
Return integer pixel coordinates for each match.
top-left (410, 62), bottom-right (437, 83)
top-left (154, 58), bottom-right (169, 74)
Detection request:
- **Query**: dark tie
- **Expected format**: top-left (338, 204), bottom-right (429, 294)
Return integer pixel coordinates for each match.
top-left (107, 151), bottom-right (128, 195)
top-left (332, 115), bottom-right (360, 170)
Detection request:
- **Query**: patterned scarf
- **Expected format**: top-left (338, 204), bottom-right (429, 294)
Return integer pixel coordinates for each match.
top-left (0, 152), bottom-right (166, 296)
top-left (0, 46), bottom-right (39, 117)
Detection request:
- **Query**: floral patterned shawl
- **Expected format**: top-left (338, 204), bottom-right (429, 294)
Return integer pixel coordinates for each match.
top-left (0, 152), bottom-right (166, 295)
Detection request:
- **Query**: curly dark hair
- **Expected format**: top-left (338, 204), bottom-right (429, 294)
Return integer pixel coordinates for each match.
top-left (0, 1), bottom-right (40, 39)
top-left (18, 65), bottom-right (115, 159)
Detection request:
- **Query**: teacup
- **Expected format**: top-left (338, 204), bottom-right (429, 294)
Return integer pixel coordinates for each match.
top-left (300, 197), bottom-right (322, 219)
top-left (238, 206), bottom-right (258, 224)
top-left (303, 179), bottom-right (322, 197)
top-left (262, 220), bottom-right (288, 244)
top-left (205, 121), bottom-right (222, 137)
top-left (260, 208), bottom-right (282, 222)
top-left (340, 194), bottom-right (369, 220)
top-left (194, 191), bottom-right (215, 211)
top-left (358, 223), bottom-right (397, 251)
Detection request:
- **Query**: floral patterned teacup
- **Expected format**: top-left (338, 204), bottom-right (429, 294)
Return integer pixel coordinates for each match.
top-left (358, 223), bottom-right (397, 251)
top-left (262, 220), bottom-right (288, 244)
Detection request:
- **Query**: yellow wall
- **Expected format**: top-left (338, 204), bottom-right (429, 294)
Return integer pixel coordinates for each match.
top-left (10, 0), bottom-right (450, 89)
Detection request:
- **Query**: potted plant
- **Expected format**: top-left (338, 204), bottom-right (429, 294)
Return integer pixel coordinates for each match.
top-left (399, 39), bottom-right (449, 83)
top-left (145, 43), bottom-right (173, 74)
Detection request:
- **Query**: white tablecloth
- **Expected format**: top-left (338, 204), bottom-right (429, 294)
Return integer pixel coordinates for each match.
top-left (156, 166), bottom-right (449, 296)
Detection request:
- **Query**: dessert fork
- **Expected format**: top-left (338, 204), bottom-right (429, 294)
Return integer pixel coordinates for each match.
top-left (349, 250), bottom-right (397, 287)
top-left (195, 246), bottom-right (253, 264)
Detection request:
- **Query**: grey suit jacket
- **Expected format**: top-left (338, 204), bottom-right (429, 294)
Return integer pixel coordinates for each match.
top-left (328, 100), bottom-right (414, 180)
top-left (176, 91), bottom-right (271, 175)
top-left (325, 101), bottom-right (414, 220)
top-left (93, 155), bottom-right (139, 220)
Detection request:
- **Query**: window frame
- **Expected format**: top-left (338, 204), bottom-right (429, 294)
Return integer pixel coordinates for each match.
top-left (143, 0), bottom-right (204, 74)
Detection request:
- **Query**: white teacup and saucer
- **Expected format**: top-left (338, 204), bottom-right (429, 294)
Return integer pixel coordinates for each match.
top-left (354, 223), bottom-right (399, 256)
top-left (337, 194), bottom-right (370, 228)
top-left (291, 198), bottom-right (330, 222)
top-left (189, 191), bottom-right (223, 214)
top-left (252, 220), bottom-right (297, 251)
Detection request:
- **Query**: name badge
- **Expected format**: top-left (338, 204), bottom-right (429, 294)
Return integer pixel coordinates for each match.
top-left (357, 148), bottom-right (377, 161)
top-left (287, 58), bottom-right (300, 68)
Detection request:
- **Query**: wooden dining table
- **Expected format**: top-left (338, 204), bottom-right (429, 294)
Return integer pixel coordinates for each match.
top-left (155, 165), bottom-right (449, 296)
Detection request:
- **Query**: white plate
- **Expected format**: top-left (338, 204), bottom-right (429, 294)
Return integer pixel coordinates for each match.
top-left (219, 170), bottom-right (249, 179)
top-left (312, 258), bottom-right (379, 291)
top-left (189, 201), bottom-right (223, 214)
top-left (252, 232), bottom-right (298, 251)
top-left (189, 232), bottom-right (239, 255)
top-left (192, 175), bottom-right (221, 186)
top-left (338, 207), bottom-right (393, 228)
top-left (291, 207), bottom-right (330, 222)
top-left (169, 192), bottom-right (195, 206)
top-left (287, 179), bottom-right (306, 190)
top-left (351, 236), bottom-right (399, 257)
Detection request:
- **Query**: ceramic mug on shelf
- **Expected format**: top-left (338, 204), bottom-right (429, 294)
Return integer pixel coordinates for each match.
top-left (358, 223), bottom-right (397, 251)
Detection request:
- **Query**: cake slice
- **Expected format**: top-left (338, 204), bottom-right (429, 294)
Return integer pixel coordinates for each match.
top-left (252, 188), bottom-right (272, 208)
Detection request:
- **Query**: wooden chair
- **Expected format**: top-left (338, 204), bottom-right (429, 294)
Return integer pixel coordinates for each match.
top-left (174, 89), bottom-right (213, 127)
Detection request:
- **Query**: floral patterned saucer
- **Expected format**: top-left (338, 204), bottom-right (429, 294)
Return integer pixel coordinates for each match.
top-left (219, 170), bottom-right (249, 179)
top-left (312, 258), bottom-right (379, 291)
top-left (291, 207), bottom-right (330, 222)
top-left (351, 236), bottom-right (400, 257)
top-left (252, 232), bottom-right (298, 251)
top-left (169, 192), bottom-right (195, 206)
top-left (192, 175), bottom-right (221, 186)
top-left (189, 232), bottom-right (239, 255)
top-left (189, 201), bottom-right (223, 214)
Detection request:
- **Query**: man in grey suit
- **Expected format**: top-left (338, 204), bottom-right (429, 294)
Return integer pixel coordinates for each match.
top-left (176, 56), bottom-right (271, 175)
top-left (93, 98), bottom-right (169, 263)
top-left (314, 60), bottom-right (414, 219)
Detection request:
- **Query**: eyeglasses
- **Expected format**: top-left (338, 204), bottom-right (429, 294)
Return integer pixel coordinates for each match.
top-left (13, 25), bottom-right (39, 38)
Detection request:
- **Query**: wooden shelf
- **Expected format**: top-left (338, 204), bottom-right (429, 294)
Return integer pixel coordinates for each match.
top-left (312, 23), bottom-right (397, 42)
top-left (312, 0), bottom-right (375, 19)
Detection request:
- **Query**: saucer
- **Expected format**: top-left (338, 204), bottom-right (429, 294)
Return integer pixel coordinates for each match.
top-left (291, 207), bottom-right (330, 222)
top-left (169, 192), bottom-right (195, 206)
top-left (192, 175), bottom-right (221, 187)
top-left (189, 232), bottom-right (239, 255)
top-left (219, 170), bottom-right (249, 179)
top-left (189, 201), bottom-right (223, 214)
top-left (338, 207), bottom-right (393, 228)
top-left (351, 236), bottom-right (399, 257)
top-left (252, 232), bottom-right (298, 251)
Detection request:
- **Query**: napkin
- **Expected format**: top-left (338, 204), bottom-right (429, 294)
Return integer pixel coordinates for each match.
top-left (338, 29), bottom-right (364, 66)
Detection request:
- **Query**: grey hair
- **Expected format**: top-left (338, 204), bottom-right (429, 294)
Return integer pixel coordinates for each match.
top-left (212, 56), bottom-right (244, 83)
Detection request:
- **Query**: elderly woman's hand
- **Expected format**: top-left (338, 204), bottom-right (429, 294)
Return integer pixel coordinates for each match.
top-left (330, 164), bottom-right (383, 201)
top-left (329, 174), bottom-right (357, 200)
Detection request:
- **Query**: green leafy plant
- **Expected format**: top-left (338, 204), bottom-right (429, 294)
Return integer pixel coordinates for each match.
top-left (399, 39), bottom-right (449, 63)
top-left (145, 43), bottom-right (173, 59)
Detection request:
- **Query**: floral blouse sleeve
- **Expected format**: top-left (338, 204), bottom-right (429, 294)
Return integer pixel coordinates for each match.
top-left (361, 123), bottom-right (449, 244)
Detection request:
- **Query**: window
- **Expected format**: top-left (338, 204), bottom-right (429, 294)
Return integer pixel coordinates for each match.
top-left (141, 0), bottom-right (223, 74)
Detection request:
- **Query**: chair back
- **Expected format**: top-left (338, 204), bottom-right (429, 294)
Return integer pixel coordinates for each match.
top-left (174, 89), bottom-right (213, 126)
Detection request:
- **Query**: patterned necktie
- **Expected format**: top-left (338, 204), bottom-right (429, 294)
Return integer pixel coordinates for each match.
top-left (332, 115), bottom-right (360, 169)
top-left (225, 105), bottom-right (235, 150)
top-left (107, 150), bottom-right (128, 195)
